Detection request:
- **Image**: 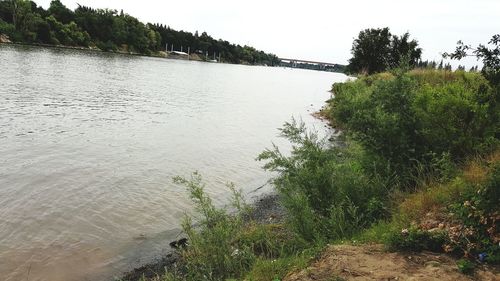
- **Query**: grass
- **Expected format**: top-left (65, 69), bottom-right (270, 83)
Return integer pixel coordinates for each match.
top-left (243, 247), bottom-right (323, 281)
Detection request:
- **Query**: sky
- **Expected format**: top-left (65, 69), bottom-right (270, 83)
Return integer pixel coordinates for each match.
top-left (35, 0), bottom-right (500, 68)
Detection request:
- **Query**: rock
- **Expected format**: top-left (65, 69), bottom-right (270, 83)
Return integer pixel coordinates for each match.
top-left (425, 261), bottom-right (441, 267)
top-left (169, 237), bottom-right (188, 249)
top-left (0, 34), bottom-right (12, 43)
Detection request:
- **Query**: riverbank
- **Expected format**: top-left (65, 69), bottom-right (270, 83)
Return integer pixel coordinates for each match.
top-left (127, 69), bottom-right (499, 281)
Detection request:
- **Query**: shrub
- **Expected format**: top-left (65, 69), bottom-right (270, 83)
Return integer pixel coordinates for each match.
top-left (172, 173), bottom-right (255, 280)
top-left (327, 70), bottom-right (498, 187)
top-left (169, 173), bottom-right (313, 281)
top-left (258, 119), bottom-right (389, 242)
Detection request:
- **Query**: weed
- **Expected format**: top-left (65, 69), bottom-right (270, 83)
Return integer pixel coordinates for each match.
top-left (456, 258), bottom-right (475, 274)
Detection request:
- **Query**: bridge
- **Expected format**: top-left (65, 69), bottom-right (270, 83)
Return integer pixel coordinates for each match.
top-left (278, 57), bottom-right (344, 72)
top-left (279, 58), bottom-right (337, 66)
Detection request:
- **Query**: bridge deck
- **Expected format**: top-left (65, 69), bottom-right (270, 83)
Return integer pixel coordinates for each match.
top-left (279, 58), bottom-right (337, 66)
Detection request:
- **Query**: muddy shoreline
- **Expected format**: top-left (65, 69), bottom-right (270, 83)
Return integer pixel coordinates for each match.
top-left (119, 193), bottom-right (286, 281)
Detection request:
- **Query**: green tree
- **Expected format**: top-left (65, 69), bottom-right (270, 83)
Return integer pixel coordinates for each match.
top-left (347, 28), bottom-right (422, 74)
top-left (388, 32), bottom-right (422, 68)
top-left (347, 27), bottom-right (392, 74)
top-left (48, 0), bottom-right (73, 24)
top-left (0, 0), bottom-right (13, 24)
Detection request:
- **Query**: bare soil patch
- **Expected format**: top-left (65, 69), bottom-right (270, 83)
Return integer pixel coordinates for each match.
top-left (284, 244), bottom-right (499, 281)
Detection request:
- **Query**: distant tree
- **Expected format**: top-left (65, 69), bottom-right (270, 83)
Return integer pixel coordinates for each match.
top-left (48, 0), bottom-right (73, 24)
top-left (469, 65), bottom-right (479, 72)
top-left (388, 32), bottom-right (422, 68)
top-left (347, 27), bottom-right (392, 74)
top-left (347, 28), bottom-right (421, 74)
top-left (0, 0), bottom-right (14, 24)
top-left (12, 0), bottom-right (31, 30)
top-left (438, 60), bottom-right (443, 70)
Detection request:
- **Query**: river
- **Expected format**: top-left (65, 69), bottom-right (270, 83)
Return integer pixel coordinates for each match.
top-left (0, 44), bottom-right (347, 281)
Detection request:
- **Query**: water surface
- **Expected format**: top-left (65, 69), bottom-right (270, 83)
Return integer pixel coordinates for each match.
top-left (0, 44), bottom-right (347, 281)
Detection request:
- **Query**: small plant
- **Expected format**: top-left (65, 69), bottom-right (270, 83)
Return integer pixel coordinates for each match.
top-left (456, 258), bottom-right (475, 274)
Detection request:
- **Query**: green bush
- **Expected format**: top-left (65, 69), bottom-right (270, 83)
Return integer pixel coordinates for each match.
top-left (172, 173), bottom-right (254, 280)
top-left (328, 70), bottom-right (499, 186)
top-left (258, 119), bottom-right (390, 242)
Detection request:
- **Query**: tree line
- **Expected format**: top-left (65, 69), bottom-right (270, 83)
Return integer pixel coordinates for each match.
top-left (0, 0), bottom-right (280, 65)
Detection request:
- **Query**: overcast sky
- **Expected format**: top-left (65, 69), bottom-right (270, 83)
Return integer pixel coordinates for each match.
top-left (35, 0), bottom-right (500, 68)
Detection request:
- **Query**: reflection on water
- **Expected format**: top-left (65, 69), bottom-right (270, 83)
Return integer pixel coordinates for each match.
top-left (0, 44), bottom-right (347, 281)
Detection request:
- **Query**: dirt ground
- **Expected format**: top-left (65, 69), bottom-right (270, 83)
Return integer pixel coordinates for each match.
top-left (284, 244), bottom-right (499, 281)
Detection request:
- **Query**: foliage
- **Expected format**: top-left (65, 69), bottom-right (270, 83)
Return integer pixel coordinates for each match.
top-left (48, 0), bottom-right (73, 24)
top-left (456, 258), bottom-right (475, 274)
top-left (327, 70), bottom-right (499, 186)
top-left (385, 226), bottom-right (447, 252)
top-left (258, 119), bottom-right (390, 242)
top-left (169, 173), bottom-right (313, 281)
top-left (444, 34), bottom-right (500, 86)
top-left (172, 173), bottom-right (254, 281)
top-left (446, 162), bottom-right (500, 264)
top-left (45, 15), bottom-right (90, 46)
top-left (359, 152), bottom-right (499, 269)
top-left (0, 0), bottom-right (279, 63)
top-left (236, 224), bottom-right (308, 259)
top-left (347, 27), bottom-right (422, 74)
top-left (0, 17), bottom-right (15, 37)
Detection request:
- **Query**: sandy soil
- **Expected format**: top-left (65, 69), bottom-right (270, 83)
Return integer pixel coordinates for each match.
top-left (284, 244), bottom-right (499, 281)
